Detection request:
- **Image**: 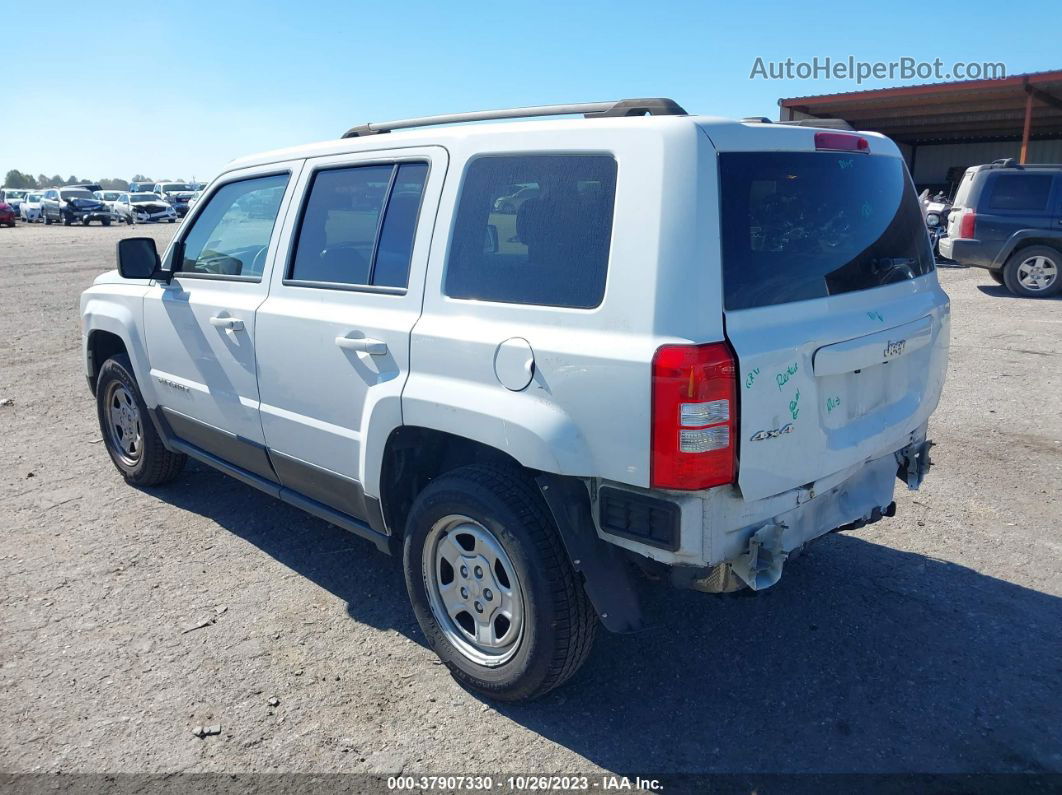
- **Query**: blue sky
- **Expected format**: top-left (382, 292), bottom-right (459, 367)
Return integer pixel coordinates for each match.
top-left (2, 0), bottom-right (1058, 182)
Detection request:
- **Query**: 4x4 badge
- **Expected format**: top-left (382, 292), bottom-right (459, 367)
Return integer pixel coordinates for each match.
top-left (750, 424), bottom-right (794, 442)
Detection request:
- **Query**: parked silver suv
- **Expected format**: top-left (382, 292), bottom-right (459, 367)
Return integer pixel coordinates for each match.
top-left (80, 99), bottom-right (949, 700)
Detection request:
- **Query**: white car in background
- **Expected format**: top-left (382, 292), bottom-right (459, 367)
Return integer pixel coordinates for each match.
top-left (19, 191), bottom-right (44, 222)
top-left (113, 192), bottom-right (178, 224)
top-left (94, 190), bottom-right (126, 221)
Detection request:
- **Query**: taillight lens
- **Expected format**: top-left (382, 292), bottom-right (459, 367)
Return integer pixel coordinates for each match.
top-left (651, 342), bottom-right (737, 490)
top-left (959, 209), bottom-right (977, 239)
top-left (814, 131), bottom-right (870, 153)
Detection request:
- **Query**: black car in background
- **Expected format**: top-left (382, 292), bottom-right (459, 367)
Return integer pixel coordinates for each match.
top-left (39, 187), bottom-right (112, 226)
top-left (940, 159), bottom-right (1062, 297)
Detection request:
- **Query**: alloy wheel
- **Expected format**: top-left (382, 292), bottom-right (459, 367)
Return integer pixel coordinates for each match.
top-left (1017, 255), bottom-right (1058, 291)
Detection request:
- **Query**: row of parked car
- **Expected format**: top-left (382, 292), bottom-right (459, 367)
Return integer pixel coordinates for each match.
top-left (0, 181), bottom-right (205, 227)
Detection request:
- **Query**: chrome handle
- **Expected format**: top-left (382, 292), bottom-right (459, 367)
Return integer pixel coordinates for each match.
top-left (335, 335), bottom-right (388, 355)
top-left (209, 316), bottom-right (244, 331)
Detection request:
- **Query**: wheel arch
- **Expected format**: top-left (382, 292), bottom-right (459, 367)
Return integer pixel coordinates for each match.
top-left (379, 427), bottom-right (643, 633)
top-left (992, 231), bottom-right (1062, 269)
top-left (81, 295), bottom-right (156, 405)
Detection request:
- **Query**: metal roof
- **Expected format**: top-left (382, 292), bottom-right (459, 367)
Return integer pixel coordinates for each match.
top-left (779, 70), bottom-right (1062, 144)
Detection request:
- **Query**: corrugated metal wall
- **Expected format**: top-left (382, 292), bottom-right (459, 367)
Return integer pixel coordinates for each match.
top-left (912, 139), bottom-right (1062, 186)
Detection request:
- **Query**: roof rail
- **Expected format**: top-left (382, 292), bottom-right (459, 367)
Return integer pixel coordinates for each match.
top-left (341, 98), bottom-right (687, 138)
top-left (988, 159), bottom-right (1061, 169)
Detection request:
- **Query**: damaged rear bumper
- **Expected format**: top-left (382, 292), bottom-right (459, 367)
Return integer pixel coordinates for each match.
top-left (593, 431), bottom-right (935, 594)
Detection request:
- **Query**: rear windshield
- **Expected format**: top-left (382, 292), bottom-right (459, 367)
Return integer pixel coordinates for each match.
top-left (951, 169), bottom-right (976, 208)
top-left (719, 152), bottom-right (933, 310)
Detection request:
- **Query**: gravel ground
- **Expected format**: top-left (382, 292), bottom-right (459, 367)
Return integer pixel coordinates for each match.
top-left (1, 222), bottom-right (1060, 777)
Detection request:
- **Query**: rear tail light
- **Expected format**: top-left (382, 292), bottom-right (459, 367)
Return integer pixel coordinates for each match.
top-left (959, 209), bottom-right (977, 239)
top-left (651, 342), bottom-right (737, 490)
top-left (814, 131), bottom-right (870, 153)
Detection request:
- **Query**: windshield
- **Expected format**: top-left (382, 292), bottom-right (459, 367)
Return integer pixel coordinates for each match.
top-left (4, 190), bottom-right (27, 199)
top-left (130, 193), bottom-right (158, 202)
top-left (162, 183), bottom-right (192, 192)
top-left (27, 193), bottom-right (41, 202)
top-left (719, 152), bottom-right (934, 310)
top-left (61, 189), bottom-right (95, 200)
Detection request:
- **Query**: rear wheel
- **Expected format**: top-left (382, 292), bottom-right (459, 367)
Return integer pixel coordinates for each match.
top-left (102, 218), bottom-right (111, 227)
top-left (44, 211), bottom-right (52, 225)
top-left (96, 354), bottom-right (186, 486)
top-left (403, 465), bottom-right (596, 701)
top-left (1003, 246), bottom-right (1061, 297)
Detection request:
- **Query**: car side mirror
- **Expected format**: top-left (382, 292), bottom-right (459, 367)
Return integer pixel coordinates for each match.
top-left (117, 237), bottom-right (169, 282)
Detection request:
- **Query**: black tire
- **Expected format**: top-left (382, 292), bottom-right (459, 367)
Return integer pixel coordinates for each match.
top-left (95, 354), bottom-right (186, 486)
top-left (102, 218), bottom-right (111, 227)
top-left (988, 269), bottom-right (1006, 285)
top-left (1002, 245), bottom-right (1062, 298)
top-left (403, 465), bottom-right (596, 701)
top-left (44, 212), bottom-right (52, 225)
top-left (63, 213), bottom-right (72, 226)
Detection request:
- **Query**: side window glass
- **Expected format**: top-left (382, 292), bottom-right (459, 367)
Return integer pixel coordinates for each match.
top-left (178, 174), bottom-right (289, 279)
top-left (373, 162), bottom-right (429, 288)
top-left (988, 174), bottom-right (1052, 212)
top-left (289, 162), bottom-right (428, 288)
top-left (444, 155), bottom-right (617, 308)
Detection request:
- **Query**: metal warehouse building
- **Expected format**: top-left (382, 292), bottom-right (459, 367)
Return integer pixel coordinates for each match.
top-left (779, 70), bottom-right (1062, 192)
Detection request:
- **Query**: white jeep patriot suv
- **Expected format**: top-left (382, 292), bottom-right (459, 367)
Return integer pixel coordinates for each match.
top-left (80, 98), bottom-right (949, 701)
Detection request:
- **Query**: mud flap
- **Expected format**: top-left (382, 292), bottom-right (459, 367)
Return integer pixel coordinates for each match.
top-left (730, 522), bottom-right (787, 591)
top-left (896, 439), bottom-right (934, 490)
top-left (535, 474), bottom-right (643, 633)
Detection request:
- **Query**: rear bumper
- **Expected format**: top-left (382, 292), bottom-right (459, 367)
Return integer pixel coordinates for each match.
top-left (938, 237), bottom-right (998, 269)
top-left (592, 428), bottom-right (932, 590)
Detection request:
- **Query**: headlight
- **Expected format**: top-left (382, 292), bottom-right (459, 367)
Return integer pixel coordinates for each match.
top-left (926, 213), bottom-right (939, 227)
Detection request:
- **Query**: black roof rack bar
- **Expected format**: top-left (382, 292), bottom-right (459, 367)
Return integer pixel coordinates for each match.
top-left (341, 98), bottom-right (687, 138)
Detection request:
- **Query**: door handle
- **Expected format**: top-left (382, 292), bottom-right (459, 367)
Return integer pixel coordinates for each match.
top-left (335, 335), bottom-right (388, 355)
top-left (209, 316), bottom-right (244, 331)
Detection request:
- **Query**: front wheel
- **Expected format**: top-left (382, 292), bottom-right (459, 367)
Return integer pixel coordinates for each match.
top-left (102, 218), bottom-right (111, 227)
top-left (403, 465), bottom-right (597, 701)
top-left (1003, 246), bottom-right (1061, 297)
top-left (96, 354), bottom-right (186, 486)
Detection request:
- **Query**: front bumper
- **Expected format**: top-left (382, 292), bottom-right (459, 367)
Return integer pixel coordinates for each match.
top-left (592, 429), bottom-right (932, 591)
top-left (67, 210), bottom-right (111, 222)
top-left (134, 210), bottom-right (178, 223)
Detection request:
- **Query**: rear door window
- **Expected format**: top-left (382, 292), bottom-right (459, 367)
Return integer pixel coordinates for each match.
top-left (288, 162), bottom-right (428, 288)
top-left (986, 174), bottom-right (1053, 212)
top-left (719, 152), bottom-right (933, 310)
top-left (445, 155), bottom-right (617, 308)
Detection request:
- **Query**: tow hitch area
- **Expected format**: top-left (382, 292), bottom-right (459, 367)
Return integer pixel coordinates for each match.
top-left (896, 439), bottom-right (934, 490)
top-left (730, 522), bottom-right (787, 591)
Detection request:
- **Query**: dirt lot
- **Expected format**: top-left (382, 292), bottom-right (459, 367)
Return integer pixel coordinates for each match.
top-left (1, 221), bottom-right (1060, 777)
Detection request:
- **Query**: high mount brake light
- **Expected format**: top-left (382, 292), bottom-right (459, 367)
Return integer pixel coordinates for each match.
top-left (650, 342), bottom-right (738, 490)
top-left (814, 132), bottom-right (870, 153)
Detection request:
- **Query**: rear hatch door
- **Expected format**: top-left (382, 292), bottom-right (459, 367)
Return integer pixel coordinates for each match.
top-left (717, 141), bottom-right (949, 501)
